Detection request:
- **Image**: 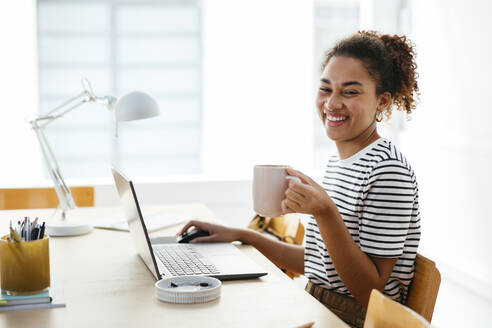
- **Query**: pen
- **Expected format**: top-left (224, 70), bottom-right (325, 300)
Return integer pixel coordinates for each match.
top-left (26, 218), bottom-right (31, 242)
top-left (32, 217), bottom-right (38, 230)
top-left (31, 226), bottom-right (39, 241)
top-left (39, 222), bottom-right (46, 240)
top-left (23, 217), bottom-right (29, 240)
top-left (20, 220), bottom-right (25, 240)
top-left (9, 220), bottom-right (13, 241)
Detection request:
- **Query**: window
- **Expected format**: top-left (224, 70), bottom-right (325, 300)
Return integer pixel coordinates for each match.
top-left (313, 0), bottom-right (360, 171)
top-left (37, 0), bottom-right (202, 178)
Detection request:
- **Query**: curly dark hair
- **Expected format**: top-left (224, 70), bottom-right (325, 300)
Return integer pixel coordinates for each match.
top-left (321, 31), bottom-right (419, 120)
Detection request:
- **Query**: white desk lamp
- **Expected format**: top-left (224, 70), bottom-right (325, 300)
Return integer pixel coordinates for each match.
top-left (28, 78), bottom-right (159, 236)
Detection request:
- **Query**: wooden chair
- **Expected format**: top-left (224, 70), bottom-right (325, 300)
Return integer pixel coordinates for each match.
top-left (405, 253), bottom-right (441, 322)
top-left (364, 289), bottom-right (431, 328)
top-left (248, 214), bottom-right (305, 279)
top-left (0, 187), bottom-right (94, 210)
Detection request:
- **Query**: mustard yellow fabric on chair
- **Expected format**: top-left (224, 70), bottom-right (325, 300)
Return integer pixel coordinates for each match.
top-left (248, 214), bottom-right (304, 279)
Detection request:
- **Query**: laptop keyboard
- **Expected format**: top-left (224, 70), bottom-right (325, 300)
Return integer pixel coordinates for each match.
top-left (154, 244), bottom-right (220, 276)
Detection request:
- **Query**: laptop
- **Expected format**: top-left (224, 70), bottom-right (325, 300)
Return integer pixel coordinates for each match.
top-left (111, 166), bottom-right (268, 281)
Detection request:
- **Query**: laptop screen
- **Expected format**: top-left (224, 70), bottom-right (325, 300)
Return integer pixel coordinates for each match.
top-left (111, 166), bottom-right (161, 279)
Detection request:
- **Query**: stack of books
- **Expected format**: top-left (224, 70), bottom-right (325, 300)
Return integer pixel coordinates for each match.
top-left (0, 287), bottom-right (65, 311)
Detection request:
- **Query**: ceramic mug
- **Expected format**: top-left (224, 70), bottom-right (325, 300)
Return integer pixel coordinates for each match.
top-left (253, 165), bottom-right (299, 217)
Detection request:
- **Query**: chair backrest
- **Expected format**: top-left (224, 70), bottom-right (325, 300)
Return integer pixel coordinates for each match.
top-left (0, 187), bottom-right (94, 210)
top-left (405, 253), bottom-right (441, 322)
top-left (247, 214), bottom-right (304, 279)
top-left (364, 289), bottom-right (431, 328)
top-left (267, 214), bottom-right (305, 245)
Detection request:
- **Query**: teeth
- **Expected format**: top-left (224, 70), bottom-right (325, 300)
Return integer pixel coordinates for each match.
top-left (326, 115), bottom-right (348, 122)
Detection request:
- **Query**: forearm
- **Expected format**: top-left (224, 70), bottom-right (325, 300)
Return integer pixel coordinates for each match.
top-left (315, 209), bottom-right (386, 306)
top-left (234, 228), bottom-right (305, 275)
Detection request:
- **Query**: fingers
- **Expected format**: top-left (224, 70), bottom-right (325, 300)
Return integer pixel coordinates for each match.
top-left (287, 179), bottom-right (312, 199)
top-left (285, 199), bottom-right (301, 212)
top-left (281, 199), bottom-right (292, 214)
top-left (286, 168), bottom-right (316, 186)
top-left (177, 219), bottom-right (206, 236)
top-left (285, 188), bottom-right (305, 204)
top-left (286, 169), bottom-right (323, 199)
top-left (281, 198), bottom-right (300, 214)
top-left (177, 222), bottom-right (192, 236)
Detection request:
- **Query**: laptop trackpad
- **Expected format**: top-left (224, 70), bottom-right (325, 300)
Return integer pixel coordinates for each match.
top-left (196, 243), bottom-right (261, 273)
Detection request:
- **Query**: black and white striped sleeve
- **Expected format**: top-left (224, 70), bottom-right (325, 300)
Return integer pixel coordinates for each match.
top-left (359, 159), bottom-right (416, 258)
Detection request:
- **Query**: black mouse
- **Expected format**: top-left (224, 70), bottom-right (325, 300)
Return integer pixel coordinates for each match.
top-left (177, 229), bottom-right (210, 243)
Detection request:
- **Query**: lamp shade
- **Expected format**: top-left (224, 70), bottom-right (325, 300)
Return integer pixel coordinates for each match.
top-left (114, 91), bottom-right (160, 122)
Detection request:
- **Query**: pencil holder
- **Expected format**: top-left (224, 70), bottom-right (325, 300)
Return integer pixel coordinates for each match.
top-left (0, 235), bottom-right (50, 295)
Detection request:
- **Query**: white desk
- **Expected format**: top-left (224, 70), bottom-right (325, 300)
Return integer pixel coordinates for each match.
top-left (0, 204), bottom-right (348, 327)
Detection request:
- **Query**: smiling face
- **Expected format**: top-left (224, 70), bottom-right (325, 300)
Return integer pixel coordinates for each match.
top-left (316, 56), bottom-right (390, 153)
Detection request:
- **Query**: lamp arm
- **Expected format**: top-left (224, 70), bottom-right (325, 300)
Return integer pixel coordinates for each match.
top-left (33, 125), bottom-right (76, 215)
top-left (35, 91), bottom-right (116, 130)
top-left (28, 80), bottom-right (115, 218)
top-left (45, 90), bottom-right (88, 116)
top-left (36, 92), bottom-right (89, 130)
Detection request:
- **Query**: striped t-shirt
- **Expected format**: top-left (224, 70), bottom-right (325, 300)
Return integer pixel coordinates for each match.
top-left (304, 138), bottom-right (421, 303)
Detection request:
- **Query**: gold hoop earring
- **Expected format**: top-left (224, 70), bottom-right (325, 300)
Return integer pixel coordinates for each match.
top-left (376, 111), bottom-right (383, 122)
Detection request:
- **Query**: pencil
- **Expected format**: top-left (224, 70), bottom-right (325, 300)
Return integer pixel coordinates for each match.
top-left (9, 227), bottom-right (22, 243)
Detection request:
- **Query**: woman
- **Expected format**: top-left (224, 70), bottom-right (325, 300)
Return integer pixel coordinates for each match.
top-left (178, 31), bottom-right (421, 328)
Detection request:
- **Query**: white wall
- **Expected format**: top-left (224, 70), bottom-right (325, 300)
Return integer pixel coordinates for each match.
top-left (0, 0), bottom-right (43, 185)
top-left (360, 0), bottom-right (401, 33)
top-left (400, 0), bottom-right (492, 293)
top-left (202, 0), bottom-right (314, 179)
top-left (0, 0), bottom-right (315, 185)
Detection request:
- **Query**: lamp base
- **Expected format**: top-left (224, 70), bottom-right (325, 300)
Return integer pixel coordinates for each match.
top-left (46, 220), bottom-right (93, 236)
